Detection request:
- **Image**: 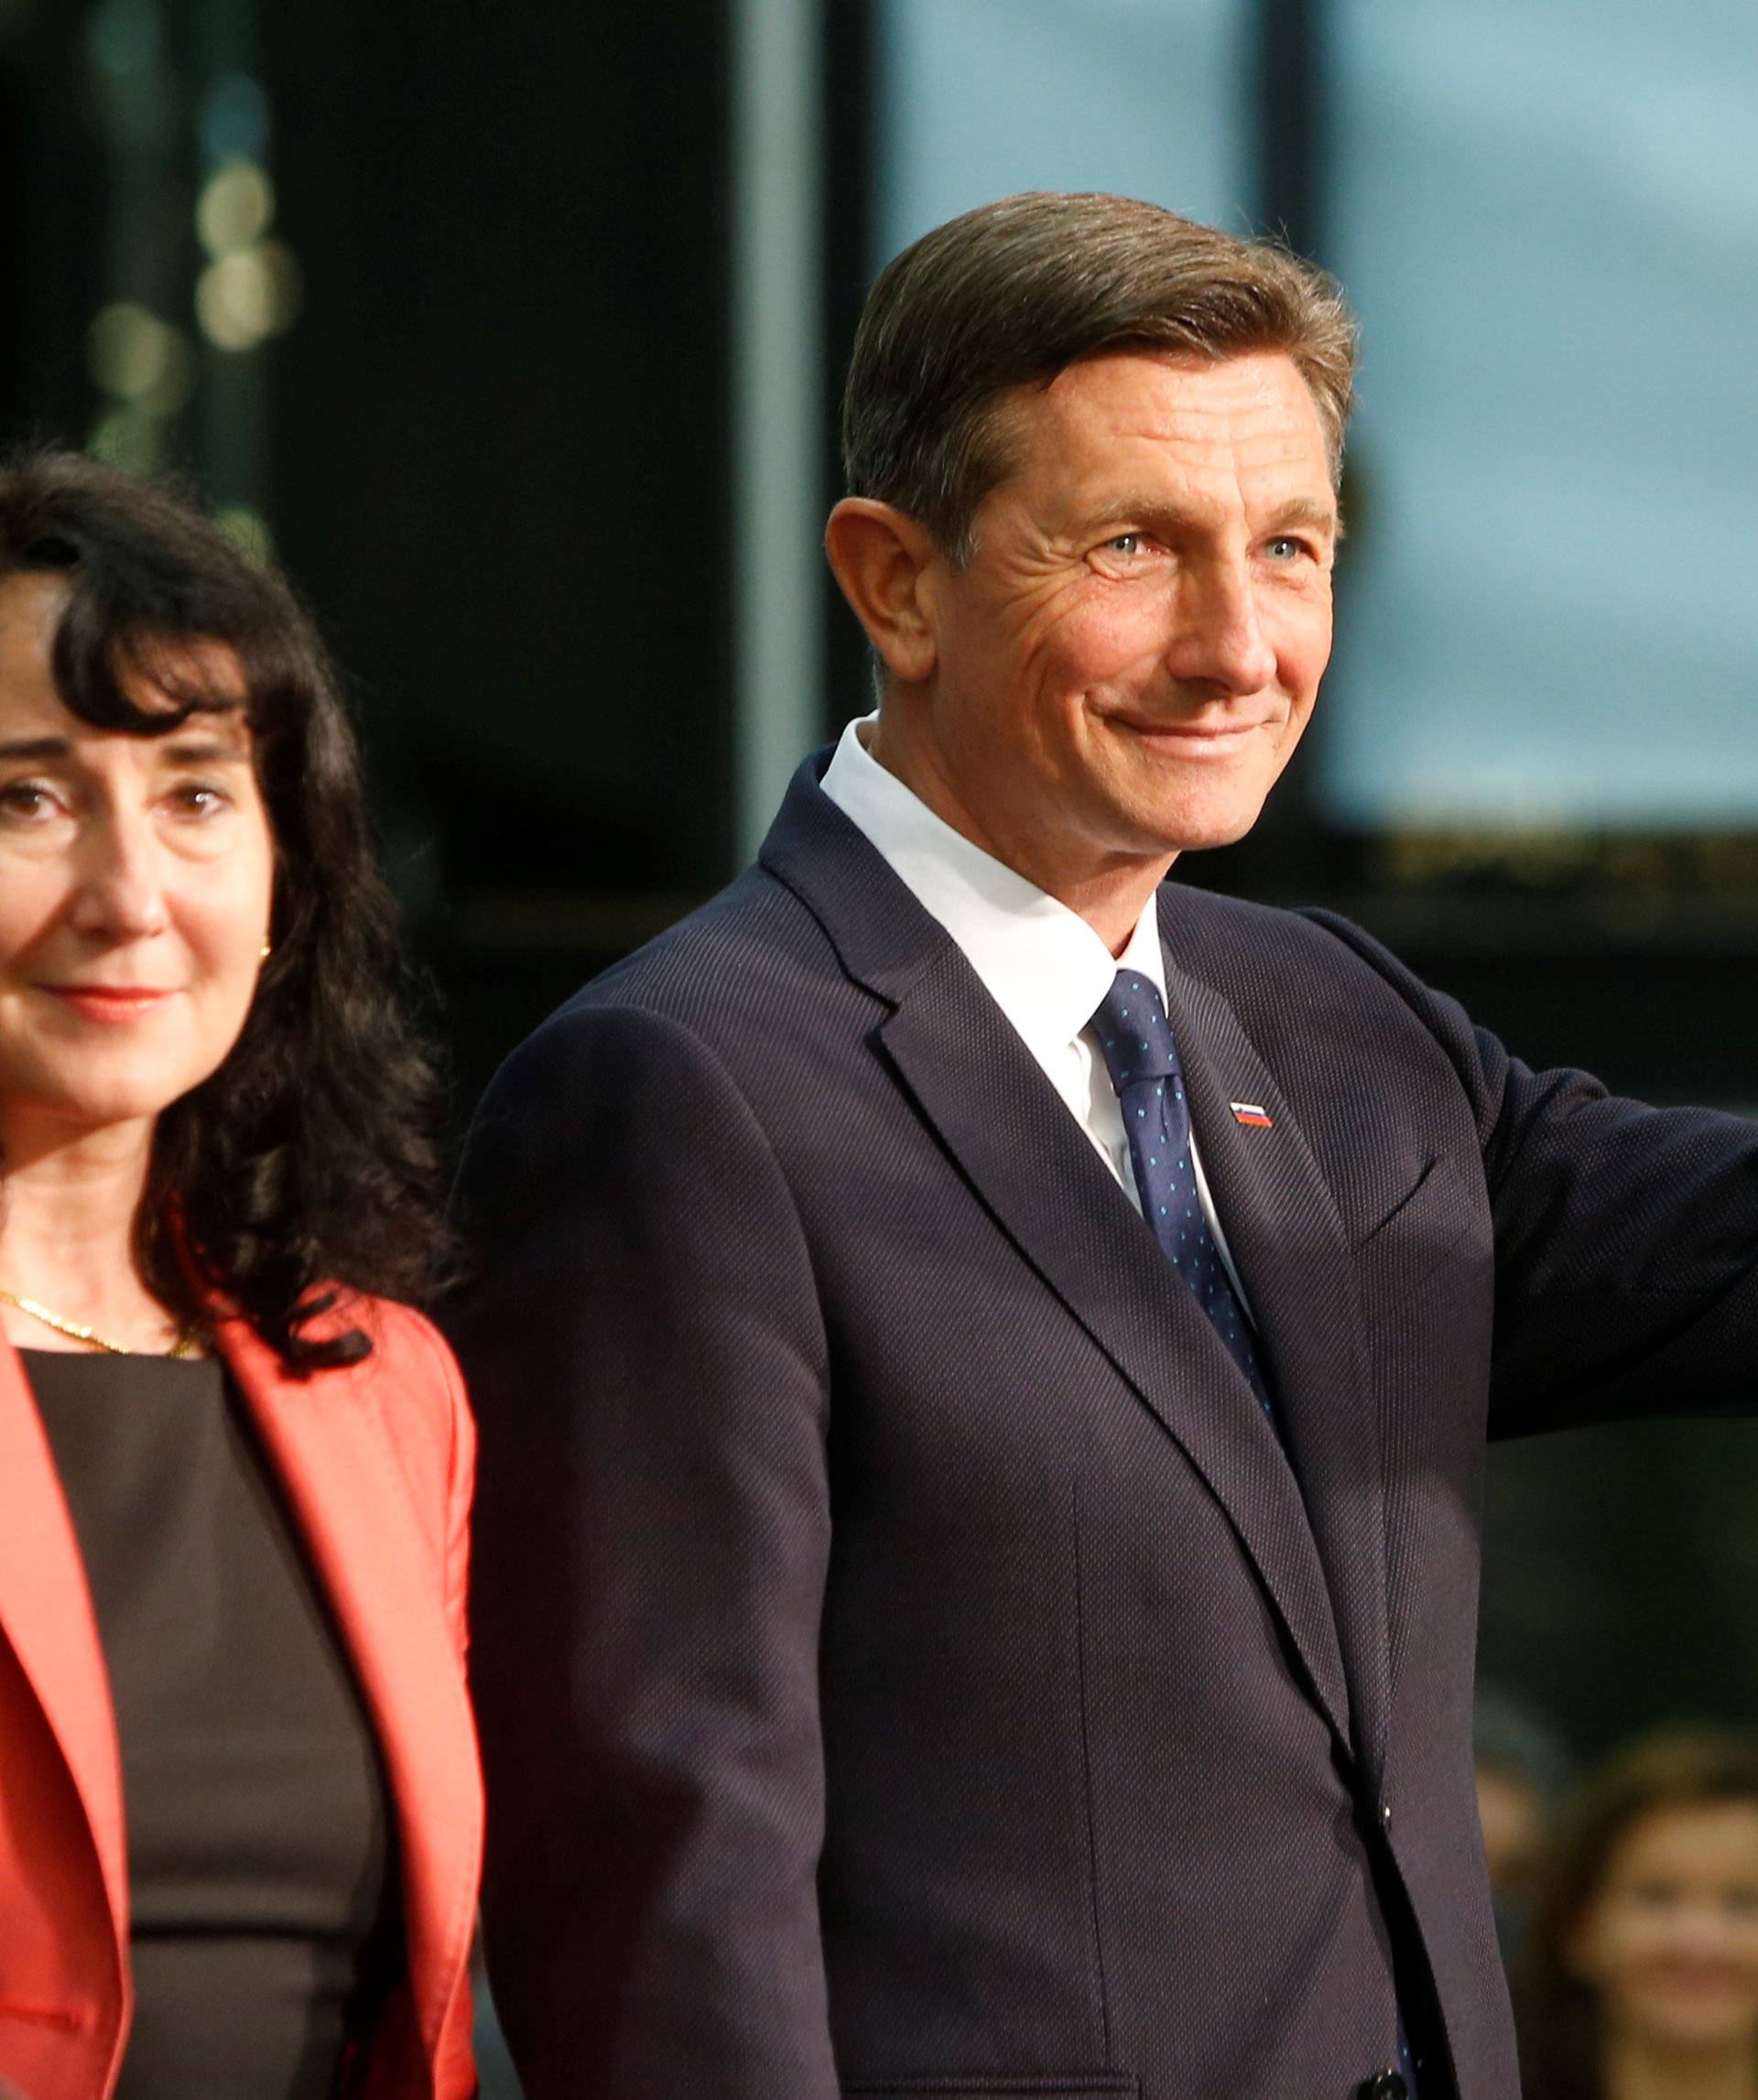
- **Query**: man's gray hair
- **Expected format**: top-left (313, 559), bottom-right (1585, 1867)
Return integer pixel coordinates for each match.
top-left (841, 191), bottom-right (1358, 562)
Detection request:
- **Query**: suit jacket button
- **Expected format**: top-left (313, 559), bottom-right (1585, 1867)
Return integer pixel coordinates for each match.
top-left (1357, 2073), bottom-right (1408, 2100)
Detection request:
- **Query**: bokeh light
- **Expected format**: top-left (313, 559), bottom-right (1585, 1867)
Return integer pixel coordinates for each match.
top-left (197, 159), bottom-right (276, 258)
top-left (86, 301), bottom-right (192, 414)
top-left (216, 505), bottom-right (276, 565)
top-left (195, 239), bottom-right (302, 352)
top-left (201, 72), bottom-right (271, 168)
top-left (89, 405), bottom-right (163, 475)
top-left (85, 0), bottom-right (162, 80)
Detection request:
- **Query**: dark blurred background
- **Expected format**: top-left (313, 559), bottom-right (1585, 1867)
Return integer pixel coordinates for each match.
top-left (5, 0), bottom-right (1758, 2019)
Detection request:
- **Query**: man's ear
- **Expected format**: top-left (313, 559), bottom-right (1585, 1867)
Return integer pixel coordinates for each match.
top-left (824, 498), bottom-right (941, 686)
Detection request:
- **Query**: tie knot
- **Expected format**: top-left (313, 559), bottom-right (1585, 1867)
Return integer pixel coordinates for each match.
top-left (1093, 969), bottom-right (1180, 1088)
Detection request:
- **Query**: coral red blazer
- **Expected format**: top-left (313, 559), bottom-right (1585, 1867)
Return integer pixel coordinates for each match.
top-left (0, 1295), bottom-right (483, 2100)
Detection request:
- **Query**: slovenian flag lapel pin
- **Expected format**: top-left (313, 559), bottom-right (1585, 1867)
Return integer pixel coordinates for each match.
top-left (1230, 1100), bottom-right (1275, 1130)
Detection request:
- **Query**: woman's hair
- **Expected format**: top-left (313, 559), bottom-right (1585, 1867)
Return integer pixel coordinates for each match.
top-left (0, 449), bottom-right (448, 1369)
top-left (1519, 1725), bottom-right (1758, 2100)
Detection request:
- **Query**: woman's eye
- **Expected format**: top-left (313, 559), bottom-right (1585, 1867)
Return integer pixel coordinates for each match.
top-left (1107, 534), bottom-right (1143, 557)
top-left (0, 780), bottom-right (57, 820)
top-left (170, 782), bottom-right (229, 816)
top-left (1624, 1878), bottom-right (1683, 1911)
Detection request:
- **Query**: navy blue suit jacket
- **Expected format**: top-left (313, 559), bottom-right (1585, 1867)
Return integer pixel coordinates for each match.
top-left (450, 754), bottom-right (1758, 2100)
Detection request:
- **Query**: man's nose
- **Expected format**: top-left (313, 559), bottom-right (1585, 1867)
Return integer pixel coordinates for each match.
top-left (69, 809), bottom-right (170, 942)
top-left (1168, 556), bottom-right (1278, 696)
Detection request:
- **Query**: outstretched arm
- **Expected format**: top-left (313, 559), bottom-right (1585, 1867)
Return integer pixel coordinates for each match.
top-left (1306, 907), bottom-right (1758, 1437)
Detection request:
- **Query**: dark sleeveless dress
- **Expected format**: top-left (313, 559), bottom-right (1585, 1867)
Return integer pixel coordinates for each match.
top-left (27, 1348), bottom-right (398, 2099)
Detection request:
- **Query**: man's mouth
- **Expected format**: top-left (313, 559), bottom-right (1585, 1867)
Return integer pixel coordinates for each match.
top-left (1110, 713), bottom-right (1275, 755)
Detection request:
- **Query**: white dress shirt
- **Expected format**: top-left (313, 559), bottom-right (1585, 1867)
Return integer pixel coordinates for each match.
top-left (819, 715), bottom-right (1253, 1314)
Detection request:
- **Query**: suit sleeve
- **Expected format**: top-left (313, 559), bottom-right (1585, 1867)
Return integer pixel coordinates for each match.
top-left (1304, 908), bottom-right (1758, 1436)
top-left (443, 1001), bottom-right (838, 2100)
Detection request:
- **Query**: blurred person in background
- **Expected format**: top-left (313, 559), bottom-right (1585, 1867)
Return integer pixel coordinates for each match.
top-left (1477, 1686), bottom-right (1573, 1972)
top-left (1520, 1728), bottom-right (1758, 2100)
top-left (0, 454), bottom-right (482, 2100)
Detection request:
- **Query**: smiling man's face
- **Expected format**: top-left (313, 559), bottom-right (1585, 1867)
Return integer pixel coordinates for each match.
top-left (882, 348), bottom-right (1339, 901)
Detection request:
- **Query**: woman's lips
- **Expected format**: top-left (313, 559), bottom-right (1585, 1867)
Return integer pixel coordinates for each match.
top-left (43, 986), bottom-right (177, 1023)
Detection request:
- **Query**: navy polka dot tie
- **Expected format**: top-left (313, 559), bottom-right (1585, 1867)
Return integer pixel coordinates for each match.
top-left (1094, 970), bottom-right (1273, 1418)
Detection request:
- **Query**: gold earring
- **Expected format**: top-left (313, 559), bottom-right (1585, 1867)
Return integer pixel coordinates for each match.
top-left (259, 939), bottom-right (272, 959)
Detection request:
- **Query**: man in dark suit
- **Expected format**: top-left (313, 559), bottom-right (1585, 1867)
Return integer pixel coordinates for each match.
top-left (449, 193), bottom-right (1758, 2100)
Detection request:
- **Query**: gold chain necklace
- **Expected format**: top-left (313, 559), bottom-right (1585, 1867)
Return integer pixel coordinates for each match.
top-left (0, 1289), bottom-right (201, 1359)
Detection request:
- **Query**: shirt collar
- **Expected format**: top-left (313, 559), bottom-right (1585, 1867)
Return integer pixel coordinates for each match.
top-left (819, 714), bottom-right (1167, 1060)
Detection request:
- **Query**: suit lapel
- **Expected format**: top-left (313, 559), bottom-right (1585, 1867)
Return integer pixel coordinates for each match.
top-left (878, 947), bottom-right (1353, 1747)
top-left (1160, 898), bottom-right (1393, 1780)
top-left (217, 1315), bottom-right (480, 2062)
top-left (761, 761), bottom-right (1399, 1761)
top-left (0, 1337), bottom-right (129, 1948)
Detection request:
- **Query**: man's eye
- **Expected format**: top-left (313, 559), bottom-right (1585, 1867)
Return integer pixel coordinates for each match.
top-left (170, 782), bottom-right (230, 816)
top-left (1265, 536), bottom-right (1310, 562)
top-left (1107, 534), bottom-right (1144, 557)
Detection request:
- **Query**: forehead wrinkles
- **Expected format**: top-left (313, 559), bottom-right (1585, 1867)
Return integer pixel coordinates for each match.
top-left (1020, 359), bottom-right (1330, 517)
top-left (1076, 395), bottom-right (1323, 477)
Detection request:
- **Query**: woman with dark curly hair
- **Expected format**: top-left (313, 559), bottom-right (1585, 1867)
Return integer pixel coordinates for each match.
top-left (0, 451), bottom-right (481, 2099)
top-left (1519, 1727), bottom-right (1758, 2100)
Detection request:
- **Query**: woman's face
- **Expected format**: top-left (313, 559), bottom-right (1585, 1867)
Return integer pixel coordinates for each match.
top-left (0, 572), bottom-right (274, 1156)
top-left (1570, 1799), bottom-right (1758, 2055)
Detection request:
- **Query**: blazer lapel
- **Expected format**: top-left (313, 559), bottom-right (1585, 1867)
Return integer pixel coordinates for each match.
top-left (1160, 900), bottom-right (1393, 1781)
top-left (0, 1337), bottom-right (130, 1948)
top-left (878, 949), bottom-right (1353, 1747)
top-left (217, 1316), bottom-right (480, 2063)
top-left (762, 760), bottom-right (1375, 1757)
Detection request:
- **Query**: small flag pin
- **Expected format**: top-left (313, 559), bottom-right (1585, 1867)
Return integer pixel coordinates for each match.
top-left (1230, 1101), bottom-right (1274, 1129)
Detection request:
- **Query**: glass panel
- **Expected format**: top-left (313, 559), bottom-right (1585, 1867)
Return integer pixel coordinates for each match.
top-left (876, 0), bottom-right (1255, 258)
top-left (1324, 0), bottom-right (1758, 828)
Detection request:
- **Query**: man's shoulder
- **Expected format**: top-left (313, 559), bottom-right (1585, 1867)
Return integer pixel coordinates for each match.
top-left (1161, 881), bottom-right (1399, 990)
top-left (594, 864), bottom-right (826, 990)
top-left (520, 861), bottom-right (874, 1067)
top-left (1168, 881), bottom-right (1484, 1064)
top-left (462, 852), bottom-right (907, 1175)
top-left (1162, 882), bottom-right (1485, 1107)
